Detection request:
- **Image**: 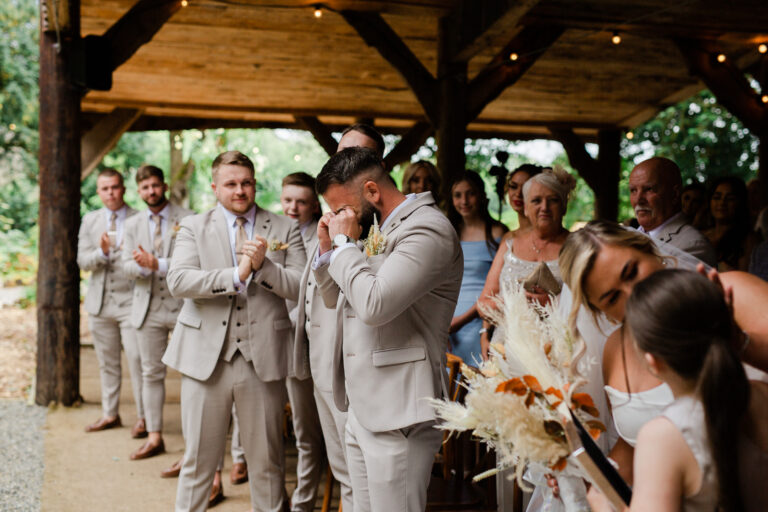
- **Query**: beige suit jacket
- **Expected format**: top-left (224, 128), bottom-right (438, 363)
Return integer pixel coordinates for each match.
top-left (654, 212), bottom-right (717, 267)
top-left (163, 206), bottom-right (306, 382)
top-left (314, 192), bottom-right (462, 432)
top-left (123, 202), bottom-right (194, 328)
top-left (78, 206), bottom-right (138, 315)
top-left (292, 232), bottom-right (340, 392)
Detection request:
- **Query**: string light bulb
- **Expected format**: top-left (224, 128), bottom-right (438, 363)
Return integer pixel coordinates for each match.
top-left (313, 5), bottom-right (323, 18)
top-left (180, 0), bottom-right (188, 6)
top-left (759, 44), bottom-right (767, 54)
top-left (716, 53), bottom-right (726, 63)
top-left (626, 131), bottom-right (634, 140)
top-left (762, 95), bottom-right (768, 104)
top-left (509, 52), bottom-right (519, 61)
top-left (611, 32), bottom-right (621, 45)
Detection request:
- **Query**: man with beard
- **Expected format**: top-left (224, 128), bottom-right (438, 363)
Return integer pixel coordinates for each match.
top-left (165, 150), bottom-right (305, 512)
top-left (312, 147), bottom-right (463, 512)
top-left (123, 165), bottom-right (193, 460)
top-left (629, 156), bottom-right (716, 266)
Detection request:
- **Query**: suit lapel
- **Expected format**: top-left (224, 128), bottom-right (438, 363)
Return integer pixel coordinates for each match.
top-left (210, 208), bottom-right (235, 268)
top-left (253, 206), bottom-right (274, 243)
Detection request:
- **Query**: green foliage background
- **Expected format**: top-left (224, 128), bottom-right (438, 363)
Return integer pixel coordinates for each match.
top-left (0, 0), bottom-right (761, 291)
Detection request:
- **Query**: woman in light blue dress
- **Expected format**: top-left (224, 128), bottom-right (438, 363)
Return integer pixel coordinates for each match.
top-left (447, 170), bottom-right (507, 365)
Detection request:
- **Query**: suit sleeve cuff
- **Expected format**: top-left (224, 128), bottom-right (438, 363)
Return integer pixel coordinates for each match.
top-left (312, 247), bottom-right (333, 270)
top-left (156, 258), bottom-right (169, 277)
top-left (329, 243), bottom-right (357, 265)
top-left (233, 268), bottom-right (252, 294)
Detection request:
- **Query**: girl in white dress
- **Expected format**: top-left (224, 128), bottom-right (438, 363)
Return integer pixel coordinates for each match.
top-left (624, 269), bottom-right (768, 512)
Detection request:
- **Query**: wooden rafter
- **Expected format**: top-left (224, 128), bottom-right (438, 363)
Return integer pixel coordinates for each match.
top-left (384, 121), bottom-right (433, 169)
top-left (453, 0), bottom-right (541, 63)
top-left (675, 38), bottom-right (768, 135)
top-left (466, 26), bottom-right (564, 121)
top-left (340, 10), bottom-right (438, 123)
top-left (296, 116), bottom-right (338, 156)
top-left (81, 108), bottom-right (143, 179)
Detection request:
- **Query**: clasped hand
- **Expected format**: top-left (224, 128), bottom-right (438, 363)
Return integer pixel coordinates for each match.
top-left (237, 235), bottom-right (268, 282)
top-left (317, 208), bottom-right (362, 254)
top-left (132, 245), bottom-right (159, 271)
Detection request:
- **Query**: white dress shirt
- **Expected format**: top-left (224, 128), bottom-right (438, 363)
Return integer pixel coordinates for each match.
top-left (101, 204), bottom-right (129, 258)
top-left (219, 203), bottom-right (257, 294)
top-left (137, 203), bottom-right (172, 278)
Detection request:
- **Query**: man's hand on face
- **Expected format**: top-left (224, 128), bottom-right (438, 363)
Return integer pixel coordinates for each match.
top-left (317, 212), bottom-right (335, 255)
top-left (328, 208), bottom-right (362, 241)
top-left (132, 245), bottom-right (159, 271)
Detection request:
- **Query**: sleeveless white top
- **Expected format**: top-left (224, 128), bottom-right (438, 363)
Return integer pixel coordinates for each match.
top-left (499, 239), bottom-right (561, 295)
top-left (604, 383), bottom-right (674, 447)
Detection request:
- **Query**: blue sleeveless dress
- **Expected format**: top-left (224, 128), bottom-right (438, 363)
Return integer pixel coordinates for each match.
top-left (449, 239), bottom-right (497, 365)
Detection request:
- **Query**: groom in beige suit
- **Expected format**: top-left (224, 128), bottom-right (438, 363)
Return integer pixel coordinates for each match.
top-left (313, 148), bottom-right (463, 512)
top-left (123, 165), bottom-right (193, 460)
top-left (165, 151), bottom-right (306, 512)
top-left (78, 168), bottom-right (145, 437)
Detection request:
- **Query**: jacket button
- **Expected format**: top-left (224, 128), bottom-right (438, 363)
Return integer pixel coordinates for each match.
top-left (222, 321), bottom-right (227, 326)
top-left (237, 306), bottom-right (242, 311)
top-left (236, 322), bottom-right (241, 327)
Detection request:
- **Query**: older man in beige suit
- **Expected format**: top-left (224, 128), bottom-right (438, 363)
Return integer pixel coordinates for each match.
top-left (123, 165), bottom-right (193, 461)
top-left (165, 151), bottom-right (306, 512)
top-left (313, 148), bottom-right (463, 512)
top-left (78, 168), bottom-right (146, 437)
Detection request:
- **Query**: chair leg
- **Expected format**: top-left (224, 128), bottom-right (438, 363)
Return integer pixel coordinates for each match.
top-left (321, 465), bottom-right (335, 512)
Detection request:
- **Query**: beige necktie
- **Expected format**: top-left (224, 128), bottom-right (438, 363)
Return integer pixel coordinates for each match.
top-left (151, 214), bottom-right (163, 255)
top-left (235, 217), bottom-right (247, 258)
top-left (109, 212), bottom-right (117, 232)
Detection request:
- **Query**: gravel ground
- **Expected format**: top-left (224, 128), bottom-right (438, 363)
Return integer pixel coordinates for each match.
top-left (0, 400), bottom-right (47, 512)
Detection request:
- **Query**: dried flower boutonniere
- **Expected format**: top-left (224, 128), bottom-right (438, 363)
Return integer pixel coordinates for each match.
top-left (268, 239), bottom-right (289, 251)
top-left (170, 222), bottom-right (181, 239)
top-left (363, 214), bottom-right (387, 257)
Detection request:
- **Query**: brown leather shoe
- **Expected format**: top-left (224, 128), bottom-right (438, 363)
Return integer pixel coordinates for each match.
top-left (131, 418), bottom-right (148, 439)
top-left (160, 459), bottom-right (182, 478)
top-left (130, 439), bottom-right (165, 460)
top-left (84, 415), bottom-right (122, 433)
top-left (229, 462), bottom-right (248, 485)
top-left (208, 480), bottom-right (224, 508)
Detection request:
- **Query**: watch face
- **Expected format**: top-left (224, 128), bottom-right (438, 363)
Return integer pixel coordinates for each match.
top-left (333, 234), bottom-right (348, 247)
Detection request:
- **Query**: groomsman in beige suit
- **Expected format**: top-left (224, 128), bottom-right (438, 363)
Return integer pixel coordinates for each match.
top-left (78, 168), bottom-right (146, 437)
top-left (122, 165), bottom-right (193, 460)
top-left (280, 172), bottom-right (334, 512)
top-left (313, 148), bottom-right (463, 512)
top-left (164, 151), bottom-right (306, 512)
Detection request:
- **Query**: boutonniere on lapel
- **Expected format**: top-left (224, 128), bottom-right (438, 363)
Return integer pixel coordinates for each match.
top-left (170, 221), bottom-right (181, 239)
top-left (363, 214), bottom-right (387, 257)
top-left (268, 239), bottom-right (290, 251)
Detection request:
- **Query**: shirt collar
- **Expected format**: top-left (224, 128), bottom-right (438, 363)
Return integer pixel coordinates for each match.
top-left (147, 202), bottom-right (170, 221)
top-left (380, 194), bottom-right (415, 230)
top-left (106, 204), bottom-right (128, 220)
top-left (643, 211), bottom-right (683, 238)
top-left (218, 203), bottom-right (257, 228)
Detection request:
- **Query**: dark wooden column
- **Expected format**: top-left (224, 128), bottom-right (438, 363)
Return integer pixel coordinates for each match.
top-left (37, 0), bottom-right (82, 406)
top-left (550, 128), bottom-right (621, 220)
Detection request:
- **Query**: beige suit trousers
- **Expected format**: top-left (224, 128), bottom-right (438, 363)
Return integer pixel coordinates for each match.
top-left (285, 375), bottom-right (324, 512)
top-left (176, 354), bottom-right (287, 512)
top-left (88, 298), bottom-right (144, 419)
top-left (135, 306), bottom-right (177, 432)
top-left (313, 387), bottom-right (353, 512)
top-left (345, 408), bottom-right (442, 512)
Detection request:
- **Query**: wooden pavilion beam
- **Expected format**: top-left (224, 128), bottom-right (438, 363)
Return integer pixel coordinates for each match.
top-left (37, 0), bottom-right (81, 407)
top-left (550, 127), bottom-right (621, 220)
top-left (453, 0), bottom-right (541, 63)
top-left (296, 115), bottom-right (338, 156)
top-left (466, 26), bottom-right (564, 121)
top-left (80, 0), bottom-right (182, 91)
top-left (675, 38), bottom-right (768, 199)
top-left (340, 10), bottom-right (438, 123)
top-left (81, 108), bottom-right (143, 180)
top-left (384, 121), bottom-right (433, 169)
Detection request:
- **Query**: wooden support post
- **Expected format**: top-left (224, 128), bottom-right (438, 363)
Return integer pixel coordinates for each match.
top-left (384, 121), bottom-right (433, 170)
top-left (81, 108), bottom-right (142, 180)
top-left (296, 116), bottom-right (338, 156)
top-left (36, 0), bottom-right (82, 406)
top-left (550, 127), bottom-right (620, 220)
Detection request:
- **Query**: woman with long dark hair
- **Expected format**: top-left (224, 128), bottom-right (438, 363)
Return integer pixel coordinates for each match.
top-left (624, 269), bottom-right (768, 511)
top-left (697, 176), bottom-right (759, 271)
top-left (446, 170), bottom-right (507, 363)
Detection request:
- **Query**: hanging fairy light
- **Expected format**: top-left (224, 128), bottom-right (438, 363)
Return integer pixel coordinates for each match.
top-left (626, 131), bottom-right (634, 140)
top-left (180, 0), bottom-right (188, 7)
top-left (716, 53), bottom-right (726, 63)
top-left (762, 95), bottom-right (768, 104)
top-left (611, 32), bottom-right (621, 45)
top-left (313, 5), bottom-right (323, 18)
top-left (509, 52), bottom-right (519, 61)
top-left (759, 44), bottom-right (767, 54)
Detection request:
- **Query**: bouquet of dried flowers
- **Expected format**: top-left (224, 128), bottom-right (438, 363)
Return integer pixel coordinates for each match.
top-left (431, 282), bottom-right (605, 496)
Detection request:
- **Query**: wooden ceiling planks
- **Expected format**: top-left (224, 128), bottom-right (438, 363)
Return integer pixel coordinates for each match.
top-left (79, 0), bottom-right (768, 138)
